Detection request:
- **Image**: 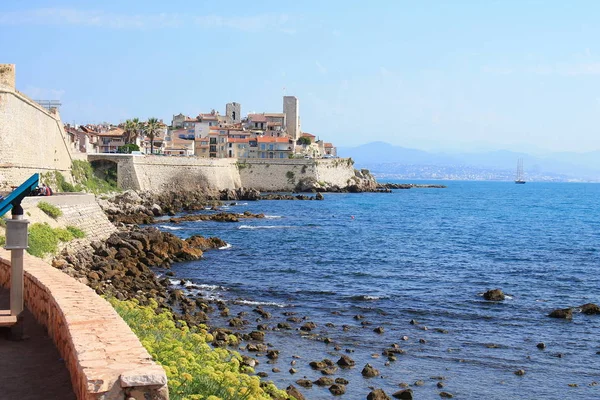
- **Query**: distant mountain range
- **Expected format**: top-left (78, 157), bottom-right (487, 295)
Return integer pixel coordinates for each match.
top-left (337, 142), bottom-right (600, 182)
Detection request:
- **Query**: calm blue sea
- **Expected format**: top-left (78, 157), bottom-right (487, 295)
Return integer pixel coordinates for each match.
top-left (159, 181), bottom-right (600, 399)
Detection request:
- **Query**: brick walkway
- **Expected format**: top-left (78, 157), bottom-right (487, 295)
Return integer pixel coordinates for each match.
top-left (0, 288), bottom-right (76, 400)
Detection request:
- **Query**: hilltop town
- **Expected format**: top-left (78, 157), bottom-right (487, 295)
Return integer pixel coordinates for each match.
top-left (64, 96), bottom-right (338, 160)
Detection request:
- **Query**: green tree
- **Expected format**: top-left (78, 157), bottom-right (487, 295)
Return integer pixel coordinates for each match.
top-left (297, 136), bottom-right (311, 146)
top-left (124, 118), bottom-right (141, 145)
top-left (145, 117), bottom-right (161, 155)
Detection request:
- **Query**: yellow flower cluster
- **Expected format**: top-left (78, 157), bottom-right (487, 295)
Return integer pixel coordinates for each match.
top-left (108, 298), bottom-right (292, 400)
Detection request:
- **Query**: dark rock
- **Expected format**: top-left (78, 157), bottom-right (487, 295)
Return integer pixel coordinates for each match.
top-left (581, 303), bottom-right (600, 315)
top-left (229, 317), bottom-right (245, 327)
top-left (537, 342), bottom-right (546, 349)
top-left (392, 389), bottom-right (413, 399)
top-left (414, 380), bottom-right (425, 386)
top-left (549, 308), bottom-right (573, 319)
top-left (361, 363), bottom-right (380, 378)
top-left (277, 322), bottom-right (292, 330)
top-left (483, 288), bottom-right (505, 301)
top-left (374, 326), bottom-right (385, 334)
top-left (437, 382), bottom-right (445, 388)
top-left (272, 368), bottom-right (280, 373)
top-left (335, 378), bottom-right (349, 385)
top-left (286, 385), bottom-right (305, 400)
top-left (337, 355), bottom-right (356, 367)
top-left (300, 321), bottom-right (317, 331)
top-left (329, 384), bottom-right (346, 396)
top-left (439, 392), bottom-right (454, 398)
top-left (368, 389), bottom-right (392, 400)
top-left (289, 368), bottom-right (298, 374)
top-left (314, 377), bottom-right (334, 386)
top-left (296, 379), bottom-right (312, 388)
top-left (266, 350), bottom-right (279, 359)
top-left (515, 369), bottom-right (526, 376)
top-left (257, 372), bottom-right (268, 378)
top-left (409, 319), bottom-right (418, 325)
top-left (249, 331), bottom-right (265, 341)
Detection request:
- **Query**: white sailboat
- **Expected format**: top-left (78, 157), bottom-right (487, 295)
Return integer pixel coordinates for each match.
top-left (515, 158), bottom-right (526, 184)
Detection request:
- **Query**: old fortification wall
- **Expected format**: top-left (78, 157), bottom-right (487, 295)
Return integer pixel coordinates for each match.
top-left (133, 156), bottom-right (241, 191)
top-left (0, 64), bottom-right (74, 190)
top-left (239, 158), bottom-right (357, 191)
top-left (0, 250), bottom-right (168, 400)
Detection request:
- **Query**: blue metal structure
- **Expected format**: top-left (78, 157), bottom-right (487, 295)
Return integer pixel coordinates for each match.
top-left (0, 173), bottom-right (40, 217)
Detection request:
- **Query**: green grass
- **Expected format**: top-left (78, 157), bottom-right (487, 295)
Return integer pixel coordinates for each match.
top-left (66, 226), bottom-right (86, 238)
top-left (0, 236), bottom-right (5, 247)
top-left (37, 201), bottom-right (62, 218)
top-left (27, 222), bottom-right (80, 257)
top-left (109, 298), bottom-right (291, 400)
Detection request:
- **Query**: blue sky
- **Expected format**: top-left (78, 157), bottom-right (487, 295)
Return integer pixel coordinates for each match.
top-left (2, 1), bottom-right (600, 153)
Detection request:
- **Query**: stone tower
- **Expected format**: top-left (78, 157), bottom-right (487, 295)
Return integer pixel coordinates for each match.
top-left (283, 96), bottom-right (299, 140)
top-left (0, 64), bottom-right (16, 90)
top-left (226, 102), bottom-right (241, 123)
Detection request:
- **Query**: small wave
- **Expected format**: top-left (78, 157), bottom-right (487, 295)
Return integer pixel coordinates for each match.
top-left (232, 299), bottom-right (287, 308)
top-left (295, 290), bottom-right (337, 296)
top-left (350, 295), bottom-right (387, 301)
top-left (159, 225), bottom-right (183, 230)
top-left (264, 215), bottom-right (282, 219)
top-left (219, 243), bottom-right (232, 250)
top-left (238, 225), bottom-right (295, 230)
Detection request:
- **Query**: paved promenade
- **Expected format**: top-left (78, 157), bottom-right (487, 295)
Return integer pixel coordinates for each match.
top-left (0, 288), bottom-right (76, 400)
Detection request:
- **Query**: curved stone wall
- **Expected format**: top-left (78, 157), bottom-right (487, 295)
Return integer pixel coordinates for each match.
top-left (0, 249), bottom-right (168, 400)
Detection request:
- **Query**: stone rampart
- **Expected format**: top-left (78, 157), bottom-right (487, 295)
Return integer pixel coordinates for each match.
top-left (0, 65), bottom-right (74, 190)
top-left (88, 154), bottom-right (358, 192)
top-left (0, 249), bottom-right (168, 400)
top-left (238, 158), bottom-right (357, 191)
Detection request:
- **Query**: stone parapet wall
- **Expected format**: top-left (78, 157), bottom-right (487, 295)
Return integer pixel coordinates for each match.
top-left (0, 84), bottom-right (74, 190)
top-left (0, 249), bottom-right (168, 400)
top-left (21, 194), bottom-right (117, 253)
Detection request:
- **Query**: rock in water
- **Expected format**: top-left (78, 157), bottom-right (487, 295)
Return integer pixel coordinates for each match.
top-left (286, 385), bottom-right (305, 400)
top-left (392, 389), bottom-right (413, 399)
top-left (581, 303), bottom-right (600, 315)
top-left (329, 384), bottom-right (346, 396)
top-left (548, 308), bottom-right (573, 319)
top-left (361, 363), bottom-right (380, 378)
top-left (337, 355), bottom-right (356, 367)
top-left (483, 288), bottom-right (505, 301)
top-left (439, 392), bottom-right (454, 398)
top-left (368, 389), bottom-right (392, 400)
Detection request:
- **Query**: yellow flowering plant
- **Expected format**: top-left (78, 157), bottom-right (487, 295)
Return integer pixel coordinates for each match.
top-left (109, 298), bottom-right (292, 400)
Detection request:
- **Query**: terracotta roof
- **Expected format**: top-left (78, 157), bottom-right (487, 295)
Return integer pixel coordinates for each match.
top-left (264, 113), bottom-right (285, 118)
top-left (267, 121), bottom-right (282, 126)
top-left (97, 128), bottom-right (125, 137)
top-left (199, 113), bottom-right (218, 120)
top-left (257, 136), bottom-right (290, 143)
top-left (301, 132), bottom-right (316, 138)
top-left (248, 114), bottom-right (267, 123)
top-left (324, 142), bottom-right (334, 148)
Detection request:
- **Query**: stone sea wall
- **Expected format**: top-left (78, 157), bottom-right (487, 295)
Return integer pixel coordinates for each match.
top-left (0, 249), bottom-right (168, 400)
top-left (239, 158), bottom-right (357, 191)
top-left (88, 154), bottom-right (360, 192)
top-left (0, 64), bottom-right (74, 190)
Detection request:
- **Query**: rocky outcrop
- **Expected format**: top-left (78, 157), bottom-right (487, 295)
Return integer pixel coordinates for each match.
top-left (548, 308), bottom-right (573, 319)
top-left (52, 227), bottom-right (224, 310)
top-left (483, 288), bottom-right (505, 301)
top-left (580, 303), bottom-right (600, 315)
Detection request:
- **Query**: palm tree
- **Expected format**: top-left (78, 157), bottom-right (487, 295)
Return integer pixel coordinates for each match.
top-left (123, 118), bottom-right (141, 145)
top-left (145, 117), bottom-right (160, 155)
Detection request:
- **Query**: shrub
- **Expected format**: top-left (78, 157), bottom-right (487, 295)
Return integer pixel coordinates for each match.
top-left (38, 201), bottom-right (62, 218)
top-left (0, 236), bottom-right (5, 246)
top-left (27, 222), bottom-right (80, 258)
top-left (28, 223), bottom-right (59, 257)
top-left (286, 171), bottom-right (295, 184)
top-left (118, 143), bottom-right (140, 153)
top-left (66, 226), bottom-right (86, 239)
top-left (72, 160), bottom-right (119, 194)
top-left (109, 298), bottom-right (290, 400)
top-left (54, 171), bottom-right (76, 192)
